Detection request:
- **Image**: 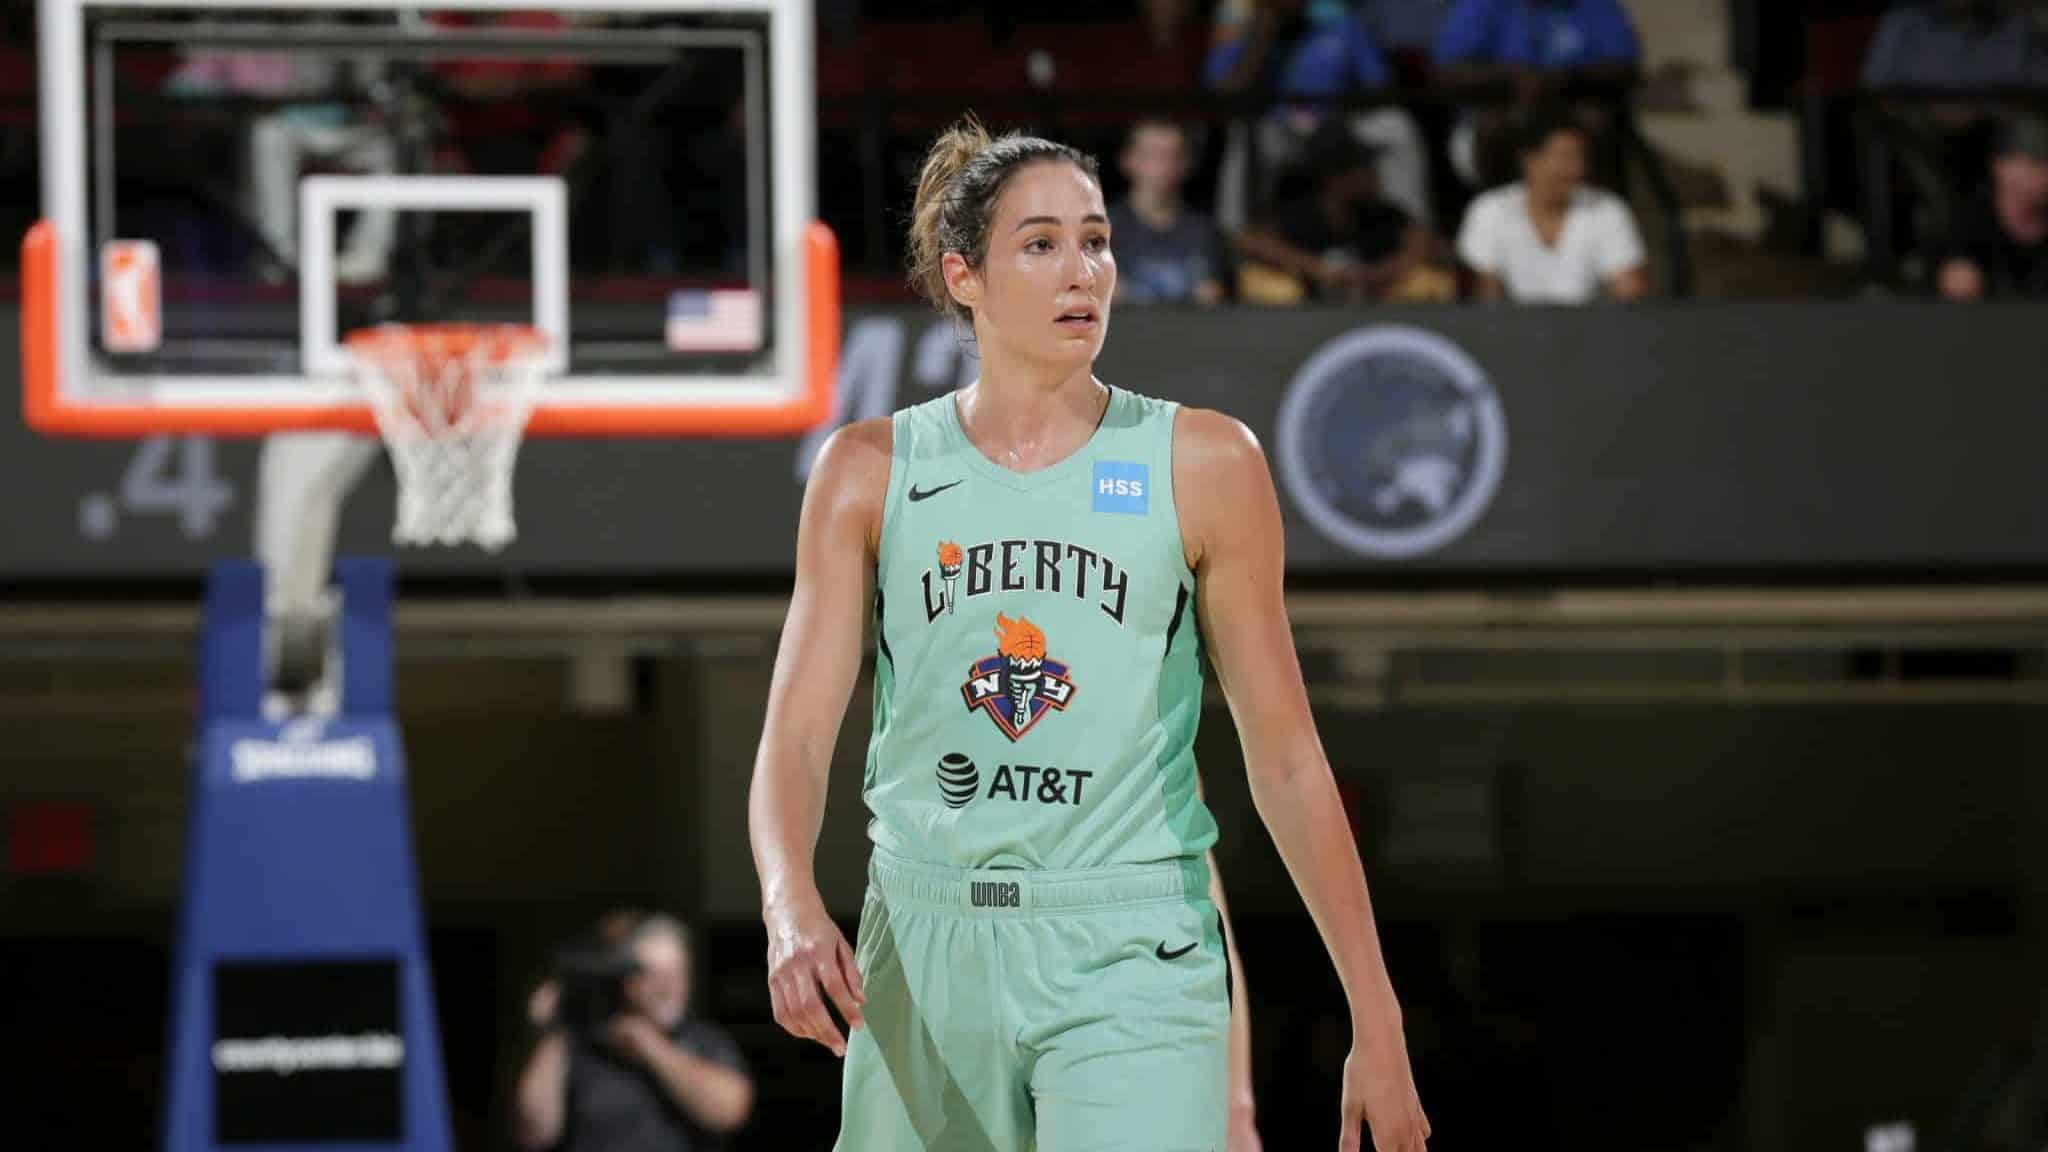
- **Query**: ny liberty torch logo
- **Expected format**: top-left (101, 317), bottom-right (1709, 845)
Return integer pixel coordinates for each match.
top-left (962, 614), bottom-right (1077, 741)
top-left (935, 541), bottom-right (963, 614)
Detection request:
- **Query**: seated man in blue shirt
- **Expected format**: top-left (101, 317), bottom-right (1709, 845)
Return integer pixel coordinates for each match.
top-left (1430, 0), bottom-right (1641, 187)
top-left (1206, 0), bottom-right (1433, 226)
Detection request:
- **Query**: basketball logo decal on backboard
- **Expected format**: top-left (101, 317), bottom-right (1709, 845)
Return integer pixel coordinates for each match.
top-left (99, 241), bottom-right (160, 354)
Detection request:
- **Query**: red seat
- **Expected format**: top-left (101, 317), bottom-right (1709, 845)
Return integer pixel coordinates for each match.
top-left (863, 21), bottom-right (998, 95)
top-left (817, 39), bottom-right (867, 102)
top-left (1009, 20), bottom-right (1201, 96)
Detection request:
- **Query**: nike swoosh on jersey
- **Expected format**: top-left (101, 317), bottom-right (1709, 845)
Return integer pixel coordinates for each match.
top-left (908, 479), bottom-right (964, 502)
top-left (1155, 941), bottom-right (1198, 961)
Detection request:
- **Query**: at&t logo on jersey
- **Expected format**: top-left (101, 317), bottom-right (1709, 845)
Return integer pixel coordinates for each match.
top-left (936, 753), bottom-right (979, 808)
top-left (935, 753), bottom-right (1094, 809)
top-left (961, 614), bottom-right (1076, 741)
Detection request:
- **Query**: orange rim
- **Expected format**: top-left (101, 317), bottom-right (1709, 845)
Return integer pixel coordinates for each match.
top-left (345, 323), bottom-right (548, 364)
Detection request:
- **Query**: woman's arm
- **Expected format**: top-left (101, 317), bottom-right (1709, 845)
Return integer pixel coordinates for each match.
top-left (747, 417), bottom-right (892, 1058)
top-left (1197, 777), bottom-right (1260, 1151)
top-left (1175, 409), bottom-right (1429, 1152)
top-left (1208, 852), bottom-right (1260, 1151)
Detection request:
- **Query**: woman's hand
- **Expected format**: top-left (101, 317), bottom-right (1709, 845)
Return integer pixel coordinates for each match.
top-left (1228, 1102), bottom-right (1264, 1152)
top-left (1339, 1023), bottom-right (1429, 1152)
top-left (764, 893), bottom-right (865, 1057)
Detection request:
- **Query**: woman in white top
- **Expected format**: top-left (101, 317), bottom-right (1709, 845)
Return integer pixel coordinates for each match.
top-left (1456, 108), bottom-right (1648, 304)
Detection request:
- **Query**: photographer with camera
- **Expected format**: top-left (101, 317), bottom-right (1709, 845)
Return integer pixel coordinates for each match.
top-left (515, 913), bottom-right (754, 1152)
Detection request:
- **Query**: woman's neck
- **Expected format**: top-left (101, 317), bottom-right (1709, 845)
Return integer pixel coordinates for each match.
top-left (955, 358), bottom-right (1107, 473)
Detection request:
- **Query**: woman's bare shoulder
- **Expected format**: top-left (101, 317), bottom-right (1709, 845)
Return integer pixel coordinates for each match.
top-left (802, 417), bottom-right (895, 553)
top-left (809, 416), bottom-right (895, 488)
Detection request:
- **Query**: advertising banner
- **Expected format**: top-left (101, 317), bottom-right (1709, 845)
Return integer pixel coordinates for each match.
top-left (6, 304), bottom-right (2044, 582)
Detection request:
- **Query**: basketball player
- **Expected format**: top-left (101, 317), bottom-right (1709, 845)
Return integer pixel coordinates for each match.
top-left (748, 118), bottom-right (1428, 1151)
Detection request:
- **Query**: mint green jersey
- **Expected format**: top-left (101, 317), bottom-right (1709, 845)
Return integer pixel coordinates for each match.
top-left (865, 386), bottom-right (1218, 870)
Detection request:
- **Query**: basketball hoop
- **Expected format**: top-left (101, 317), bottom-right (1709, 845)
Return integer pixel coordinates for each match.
top-left (345, 323), bottom-right (548, 552)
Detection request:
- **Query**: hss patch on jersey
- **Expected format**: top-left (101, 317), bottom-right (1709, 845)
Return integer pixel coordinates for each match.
top-left (961, 613), bottom-right (1077, 741)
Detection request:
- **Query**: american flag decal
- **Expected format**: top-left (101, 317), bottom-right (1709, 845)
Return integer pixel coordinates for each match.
top-left (666, 288), bottom-right (763, 353)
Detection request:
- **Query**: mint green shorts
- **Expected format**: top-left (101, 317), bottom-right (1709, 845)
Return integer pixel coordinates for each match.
top-left (834, 851), bottom-right (1230, 1152)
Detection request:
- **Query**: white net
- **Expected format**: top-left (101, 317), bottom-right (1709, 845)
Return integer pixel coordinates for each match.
top-left (345, 324), bottom-right (548, 551)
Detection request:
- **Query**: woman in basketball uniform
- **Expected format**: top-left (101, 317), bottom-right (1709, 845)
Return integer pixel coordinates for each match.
top-left (748, 119), bottom-right (1428, 1152)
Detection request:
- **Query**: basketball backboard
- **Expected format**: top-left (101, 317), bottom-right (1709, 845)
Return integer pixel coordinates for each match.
top-left (24, 0), bottom-right (835, 439)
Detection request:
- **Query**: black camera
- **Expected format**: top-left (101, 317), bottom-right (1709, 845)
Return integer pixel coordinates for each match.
top-left (551, 941), bottom-right (639, 1041)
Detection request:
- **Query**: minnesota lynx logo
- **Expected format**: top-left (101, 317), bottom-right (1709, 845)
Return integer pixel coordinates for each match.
top-left (961, 614), bottom-right (1077, 741)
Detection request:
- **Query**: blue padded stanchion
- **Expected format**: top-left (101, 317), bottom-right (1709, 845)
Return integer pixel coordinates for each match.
top-left (166, 558), bottom-right (450, 1152)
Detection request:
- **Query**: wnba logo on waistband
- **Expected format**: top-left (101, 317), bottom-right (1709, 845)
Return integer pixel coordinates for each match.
top-left (970, 881), bottom-right (1021, 908)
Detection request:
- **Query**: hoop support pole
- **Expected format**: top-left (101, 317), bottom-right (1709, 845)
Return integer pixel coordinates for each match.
top-left (253, 431), bottom-right (381, 706)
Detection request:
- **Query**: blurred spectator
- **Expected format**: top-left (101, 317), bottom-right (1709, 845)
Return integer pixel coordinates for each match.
top-left (1235, 126), bottom-right (1450, 303)
top-left (1862, 0), bottom-right (2048, 93)
top-left (1456, 106), bottom-right (1646, 302)
top-left (1132, 0), bottom-right (1210, 89)
top-left (1937, 113), bottom-right (2048, 298)
top-left (1860, 0), bottom-right (2048, 225)
top-left (1141, 0), bottom-right (1196, 47)
top-left (515, 913), bottom-right (753, 1152)
top-left (1432, 0), bottom-right (1641, 82)
top-left (1109, 119), bottom-right (1229, 306)
top-left (1431, 0), bottom-right (1641, 188)
top-left (1363, 0), bottom-right (1458, 56)
top-left (1205, 0), bottom-right (1433, 228)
